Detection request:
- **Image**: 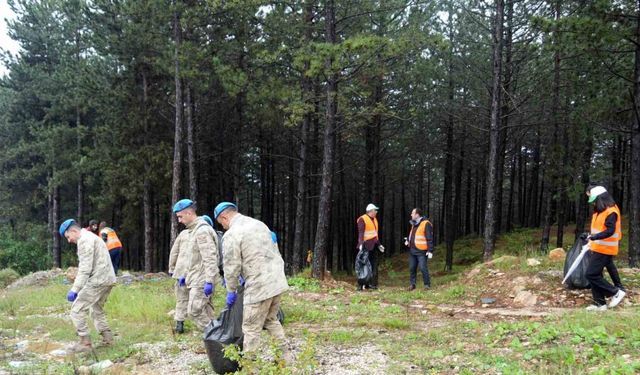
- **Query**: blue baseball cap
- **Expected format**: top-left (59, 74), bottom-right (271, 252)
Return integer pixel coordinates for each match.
top-left (214, 202), bottom-right (237, 219)
top-left (173, 199), bottom-right (194, 213)
top-left (202, 215), bottom-right (213, 226)
top-left (59, 219), bottom-right (77, 237)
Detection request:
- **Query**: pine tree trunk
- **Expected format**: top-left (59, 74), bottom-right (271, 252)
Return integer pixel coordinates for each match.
top-left (556, 123), bottom-right (570, 248)
top-left (541, 0), bottom-right (562, 251)
top-left (506, 151), bottom-right (516, 232)
top-left (292, 0), bottom-right (313, 272)
top-left (75, 24), bottom-right (84, 228)
top-left (186, 84), bottom-right (197, 202)
top-left (312, 0), bottom-right (337, 280)
top-left (444, 11), bottom-right (456, 271)
top-left (496, 0), bottom-right (514, 235)
top-left (527, 131), bottom-right (541, 227)
top-left (144, 179), bottom-right (153, 272)
top-left (170, 6), bottom-right (184, 246)
top-left (142, 69), bottom-right (154, 273)
top-left (76, 106), bottom-right (84, 227)
top-left (465, 168), bottom-right (472, 235)
top-left (575, 134), bottom-right (592, 237)
top-left (628, 2), bottom-right (640, 267)
top-left (52, 185), bottom-right (61, 268)
top-left (482, 0), bottom-right (504, 262)
top-left (47, 189), bottom-right (53, 259)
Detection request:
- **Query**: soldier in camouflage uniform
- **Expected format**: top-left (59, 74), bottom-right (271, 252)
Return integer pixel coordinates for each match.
top-left (59, 219), bottom-right (117, 352)
top-left (173, 199), bottom-right (222, 330)
top-left (214, 202), bottom-right (289, 357)
top-left (168, 228), bottom-right (190, 333)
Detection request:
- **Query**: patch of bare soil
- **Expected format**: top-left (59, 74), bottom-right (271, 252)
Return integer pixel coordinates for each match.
top-left (128, 341), bottom-right (208, 375)
top-left (461, 263), bottom-right (639, 310)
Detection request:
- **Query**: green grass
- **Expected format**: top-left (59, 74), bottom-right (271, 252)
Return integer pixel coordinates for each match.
top-left (2, 226), bottom-right (639, 374)
top-left (0, 268), bottom-right (20, 288)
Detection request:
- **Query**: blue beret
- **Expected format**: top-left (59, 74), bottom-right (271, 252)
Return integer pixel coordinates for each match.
top-left (173, 199), bottom-right (194, 213)
top-left (214, 202), bottom-right (237, 219)
top-left (202, 215), bottom-right (213, 226)
top-left (59, 219), bottom-right (76, 237)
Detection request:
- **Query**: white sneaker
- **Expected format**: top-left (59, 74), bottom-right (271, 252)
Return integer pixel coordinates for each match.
top-left (609, 290), bottom-right (626, 308)
top-left (585, 304), bottom-right (607, 312)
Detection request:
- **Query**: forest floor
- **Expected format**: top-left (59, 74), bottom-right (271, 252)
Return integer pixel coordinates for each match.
top-left (1, 228), bottom-right (640, 374)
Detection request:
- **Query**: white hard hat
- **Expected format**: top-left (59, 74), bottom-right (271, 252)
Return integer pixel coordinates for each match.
top-left (588, 186), bottom-right (607, 203)
top-left (366, 203), bottom-right (379, 212)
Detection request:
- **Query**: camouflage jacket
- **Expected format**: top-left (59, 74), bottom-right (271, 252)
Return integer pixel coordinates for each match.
top-left (222, 214), bottom-right (289, 304)
top-left (185, 217), bottom-right (222, 288)
top-left (168, 229), bottom-right (190, 278)
top-left (71, 229), bottom-right (116, 293)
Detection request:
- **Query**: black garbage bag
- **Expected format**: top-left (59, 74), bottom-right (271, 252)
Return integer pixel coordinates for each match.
top-left (355, 248), bottom-right (372, 286)
top-left (203, 286), bottom-right (286, 374)
top-left (563, 238), bottom-right (591, 289)
top-left (204, 288), bottom-right (245, 374)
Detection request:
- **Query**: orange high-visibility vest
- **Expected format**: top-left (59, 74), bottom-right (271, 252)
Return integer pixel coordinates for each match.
top-left (358, 214), bottom-right (379, 241)
top-left (408, 220), bottom-right (431, 251)
top-left (100, 227), bottom-right (123, 251)
top-left (590, 205), bottom-right (622, 256)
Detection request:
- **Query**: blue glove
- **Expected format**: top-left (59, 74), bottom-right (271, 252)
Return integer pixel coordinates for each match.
top-left (226, 291), bottom-right (238, 307)
top-left (204, 282), bottom-right (213, 297)
top-left (178, 276), bottom-right (186, 287)
top-left (239, 275), bottom-right (245, 286)
top-left (67, 291), bottom-right (77, 302)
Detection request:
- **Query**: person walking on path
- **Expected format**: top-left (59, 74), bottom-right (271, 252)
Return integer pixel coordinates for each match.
top-left (585, 184), bottom-right (624, 291)
top-left (59, 219), bottom-right (116, 352)
top-left (214, 202), bottom-right (290, 361)
top-left (584, 186), bottom-right (626, 311)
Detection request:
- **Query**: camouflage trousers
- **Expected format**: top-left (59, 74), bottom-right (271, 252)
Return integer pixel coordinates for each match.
top-left (70, 285), bottom-right (113, 337)
top-left (174, 283), bottom-right (189, 322)
top-left (242, 294), bottom-right (286, 353)
top-left (187, 286), bottom-right (214, 330)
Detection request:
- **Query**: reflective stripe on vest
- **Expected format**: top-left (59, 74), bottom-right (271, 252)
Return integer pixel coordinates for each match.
top-left (101, 228), bottom-right (123, 251)
top-left (409, 220), bottom-right (431, 251)
top-left (359, 214), bottom-right (378, 241)
top-left (590, 205), bottom-right (622, 256)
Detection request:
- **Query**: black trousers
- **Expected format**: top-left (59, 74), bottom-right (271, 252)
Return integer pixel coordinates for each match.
top-left (585, 251), bottom-right (619, 306)
top-left (368, 246), bottom-right (379, 287)
top-left (606, 262), bottom-right (624, 289)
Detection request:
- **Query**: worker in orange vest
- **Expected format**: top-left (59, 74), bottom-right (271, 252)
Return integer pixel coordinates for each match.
top-left (405, 208), bottom-right (434, 290)
top-left (356, 203), bottom-right (385, 289)
top-left (99, 222), bottom-right (123, 276)
top-left (584, 186), bottom-right (625, 311)
top-left (584, 184), bottom-right (624, 291)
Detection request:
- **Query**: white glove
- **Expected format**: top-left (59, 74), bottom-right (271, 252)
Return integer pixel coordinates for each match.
top-left (427, 252), bottom-right (433, 259)
top-left (359, 244), bottom-right (363, 251)
top-left (379, 245), bottom-right (385, 253)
